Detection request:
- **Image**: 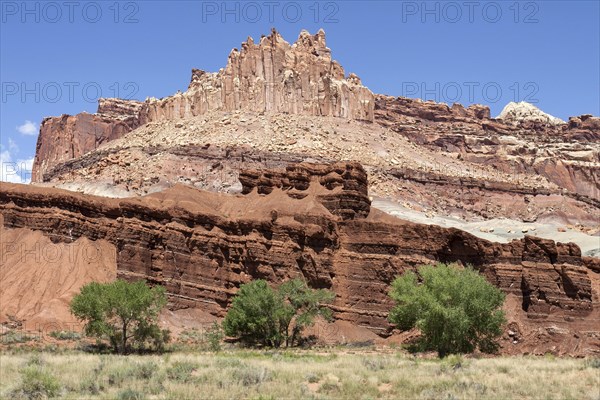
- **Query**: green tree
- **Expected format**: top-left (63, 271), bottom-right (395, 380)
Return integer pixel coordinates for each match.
top-left (388, 263), bottom-right (506, 357)
top-left (222, 279), bottom-right (334, 348)
top-left (70, 279), bottom-right (170, 354)
top-left (279, 279), bottom-right (335, 347)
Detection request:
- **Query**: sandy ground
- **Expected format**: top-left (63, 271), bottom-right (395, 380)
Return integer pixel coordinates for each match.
top-left (373, 198), bottom-right (600, 257)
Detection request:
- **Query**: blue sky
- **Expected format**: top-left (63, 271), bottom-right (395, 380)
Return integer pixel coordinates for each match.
top-left (1, 0), bottom-right (599, 183)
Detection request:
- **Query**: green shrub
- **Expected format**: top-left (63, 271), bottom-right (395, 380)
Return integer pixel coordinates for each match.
top-left (223, 279), bottom-right (334, 348)
top-left (48, 330), bottom-right (81, 341)
top-left (70, 279), bottom-right (170, 354)
top-left (389, 263), bottom-right (506, 357)
top-left (584, 358), bottom-right (600, 369)
top-left (232, 366), bottom-right (271, 386)
top-left (117, 388), bottom-right (145, 400)
top-left (166, 361), bottom-right (197, 382)
top-left (11, 366), bottom-right (61, 399)
top-left (1, 331), bottom-right (35, 344)
top-left (206, 322), bottom-right (224, 352)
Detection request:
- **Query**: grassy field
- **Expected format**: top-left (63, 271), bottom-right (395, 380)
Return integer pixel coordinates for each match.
top-left (0, 349), bottom-right (598, 399)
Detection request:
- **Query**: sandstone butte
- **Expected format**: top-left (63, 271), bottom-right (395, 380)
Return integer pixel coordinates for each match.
top-left (2, 29), bottom-right (599, 356)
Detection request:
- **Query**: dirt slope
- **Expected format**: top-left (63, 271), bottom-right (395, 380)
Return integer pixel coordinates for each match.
top-left (0, 216), bottom-right (117, 331)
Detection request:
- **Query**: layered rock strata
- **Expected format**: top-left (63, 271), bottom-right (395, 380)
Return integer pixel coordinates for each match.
top-left (1, 162), bottom-right (598, 355)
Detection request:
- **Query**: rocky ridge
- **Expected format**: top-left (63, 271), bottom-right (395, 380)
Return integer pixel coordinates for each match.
top-left (1, 163), bottom-right (599, 355)
top-left (29, 31), bottom-right (599, 243)
top-left (32, 29), bottom-right (373, 182)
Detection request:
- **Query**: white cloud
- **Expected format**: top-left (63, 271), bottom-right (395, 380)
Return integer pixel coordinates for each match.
top-left (0, 145), bottom-right (33, 184)
top-left (0, 149), bottom-right (11, 163)
top-left (16, 120), bottom-right (38, 136)
top-left (8, 138), bottom-right (18, 152)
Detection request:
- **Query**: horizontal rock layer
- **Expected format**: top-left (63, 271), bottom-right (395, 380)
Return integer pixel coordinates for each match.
top-left (2, 163), bottom-right (598, 354)
top-left (375, 95), bottom-right (600, 201)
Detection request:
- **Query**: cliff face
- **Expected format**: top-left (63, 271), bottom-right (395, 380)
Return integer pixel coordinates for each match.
top-left (1, 163), bottom-right (598, 355)
top-left (31, 98), bottom-right (143, 182)
top-left (375, 95), bottom-right (600, 201)
top-left (140, 29), bottom-right (374, 123)
top-left (28, 30), bottom-right (598, 238)
top-left (31, 29), bottom-right (374, 182)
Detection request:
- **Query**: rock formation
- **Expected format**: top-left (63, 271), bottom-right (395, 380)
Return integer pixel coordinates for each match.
top-left (31, 98), bottom-right (143, 182)
top-left (140, 29), bottom-right (374, 123)
top-left (375, 95), bottom-right (600, 202)
top-left (32, 29), bottom-right (374, 182)
top-left (29, 30), bottom-right (599, 236)
top-left (8, 29), bottom-right (600, 354)
top-left (497, 101), bottom-right (565, 126)
top-left (1, 163), bottom-right (598, 355)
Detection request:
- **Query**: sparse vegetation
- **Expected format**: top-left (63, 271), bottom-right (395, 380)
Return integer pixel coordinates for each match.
top-left (166, 361), bottom-right (198, 383)
top-left (0, 350), bottom-right (597, 399)
top-left (70, 279), bottom-right (170, 354)
top-left (223, 279), bottom-right (335, 348)
top-left (206, 322), bottom-right (224, 352)
top-left (49, 330), bottom-right (81, 341)
top-left (10, 365), bottom-right (61, 399)
top-left (1, 331), bottom-right (36, 345)
top-left (584, 357), bottom-right (600, 369)
top-left (389, 263), bottom-right (506, 357)
top-left (117, 388), bottom-right (145, 400)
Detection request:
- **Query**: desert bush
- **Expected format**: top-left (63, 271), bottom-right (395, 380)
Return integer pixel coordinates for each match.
top-left (440, 355), bottom-right (466, 372)
top-left (361, 357), bottom-right (389, 371)
top-left (11, 366), bottom-right (61, 399)
top-left (232, 366), bottom-right (271, 386)
top-left (389, 263), bottom-right (506, 357)
top-left (79, 376), bottom-right (104, 395)
top-left (206, 322), bottom-right (224, 352)
top-left (223, 279), bottom-right (334, 347)
top-left (584, 358), bottom-right (600, 369)
top-left (305, 372), bottom-right (321, 383)
top-left (26, 354), bottom-right (44, 367)
top-left (1, 331), bottom-right (35, 344)
top-left (178, 328), bottom-right (204, 344)
top-left (117, 388), bottom-right (145, 400)
top-left (147, 372), bottom-right (166, 395)
top-left (48, 330), bottom-right (81, 341)
top-left (132, 361), bottom-right (157, 380)
top-left (107, 369), bottom-right (129, 387)
top-left (166, 361), bottom-right (198, 382)
top-left (70, 279), bottom-right (170, 354)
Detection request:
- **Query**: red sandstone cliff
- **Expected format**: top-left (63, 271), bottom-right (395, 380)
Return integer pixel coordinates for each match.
top-left (1, 162), bottom-right (598, 355)
top-left (31, 98), bottom-right (143, 182)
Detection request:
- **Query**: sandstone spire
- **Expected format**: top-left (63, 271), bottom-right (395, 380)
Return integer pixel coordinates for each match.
top-left (141, 28), bottom-right (374, 122)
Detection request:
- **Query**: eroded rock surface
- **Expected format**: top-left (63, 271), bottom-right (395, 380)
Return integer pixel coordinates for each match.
top-left (29, 30), bottom-right (599, 241)
top-left (1, 163), bottom-right (598, 355)
top-left (32, 29), bottom-right (373, 182)
top-left (31, 98), bottom-right (143, 182)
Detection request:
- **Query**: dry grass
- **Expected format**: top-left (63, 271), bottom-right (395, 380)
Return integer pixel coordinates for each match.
top-left (0, 349), bottom-right (598, 399)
